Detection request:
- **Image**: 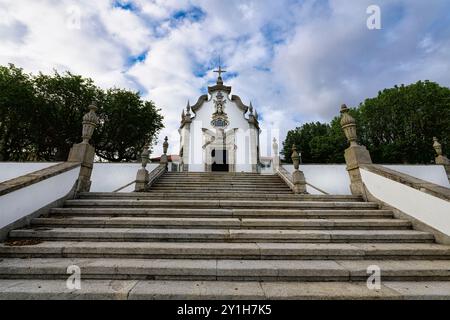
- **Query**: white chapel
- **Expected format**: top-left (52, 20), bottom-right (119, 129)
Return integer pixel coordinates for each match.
top-left (179, 67), bottom-right (261, 172)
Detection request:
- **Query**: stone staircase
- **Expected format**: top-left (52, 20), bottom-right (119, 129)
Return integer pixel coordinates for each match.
top-left (1, 172), bottom-right (450, 299)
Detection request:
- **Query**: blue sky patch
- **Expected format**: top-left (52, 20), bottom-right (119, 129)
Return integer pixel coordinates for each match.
top-left (112, 0), bottom-right (137, 11)
top-left (172, 6), bottom-right (206, 23)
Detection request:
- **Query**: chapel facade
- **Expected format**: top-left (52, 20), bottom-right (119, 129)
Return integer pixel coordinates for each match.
top-left (179, 68), bottom-right (261, 173)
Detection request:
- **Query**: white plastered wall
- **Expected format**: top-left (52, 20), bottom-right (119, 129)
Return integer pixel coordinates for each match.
top-left (0, 166), bottom-right (79, 230)
top-left (90, 163), bottom-right (158, 192)
top-left (361, 168), bottom-right (450, 237)
top-left (0, 162), bottom-right (61, 183)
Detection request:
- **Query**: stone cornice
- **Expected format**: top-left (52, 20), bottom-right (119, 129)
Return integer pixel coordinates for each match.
top-left (190, 94), bottom-right (209, 113)
top-left (231, 95), bottom-right (249, 113)
top-left (208, 83), bottom-right (231, 95)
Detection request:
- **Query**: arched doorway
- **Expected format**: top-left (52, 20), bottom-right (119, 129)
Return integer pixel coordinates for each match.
top-left (211, 149), bottom-right (229, 172)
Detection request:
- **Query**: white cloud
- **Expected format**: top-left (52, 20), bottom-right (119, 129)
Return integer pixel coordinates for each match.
top-left (1, 0), bottom-right (450, 157)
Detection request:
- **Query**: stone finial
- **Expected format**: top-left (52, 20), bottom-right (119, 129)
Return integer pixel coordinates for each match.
top-left (163, 136), bottom-right (169, 155)
top-left (291, 144), bottom-right (300, 170)
top-left (272, 138), bottom-right (279, 156)
top-left (186, 101), bottom-right (191, 116)
top-left (272, 138), bottom-right (280, 172)
top-left (340, 104), bottom-right (372, 197)
top-left (433, 137), bottom-right (443, 156)
top-left (340, 104), bottom-right (358, 146)
top-left (141, 143), bottom-right (149, 169)
top-left (249, 102), bottom-right (254, 115)
top-left (160, 136), bottom-right (169, 166)
top-left (433, 137), bottom-right (450, 166)
top-left (135, 143), bottom-right (150, 192)
top-left (290, 144), bottom-right (307, 194)
top-left (82, 102), bottom-right (99, 144)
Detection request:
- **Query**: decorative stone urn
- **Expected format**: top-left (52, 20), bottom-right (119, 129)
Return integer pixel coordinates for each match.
top-left (291, 144), bottom-right (307, 194)
top-left (67, 102), bottom-right (100, 193)
top-left (340, 104), bottom-right (372, 197)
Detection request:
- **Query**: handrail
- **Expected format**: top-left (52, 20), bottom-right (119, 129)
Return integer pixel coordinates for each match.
top-left (112, 180), bottom-right (136, 193)
top-left (146, 164), bottom-right (167, 190)
top-left (277, 166), bottom-right (295, 191)
top-left (0, 162), bottom-right (81, 197)
top-left (277, 166), bottom-right (328, 195)
top-left (306, 182), bottom-right (329, 195)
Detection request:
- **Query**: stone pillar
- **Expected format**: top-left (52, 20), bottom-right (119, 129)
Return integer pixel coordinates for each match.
top-left (340, 104), bottom-right (372, 196)
top-left (67, 102), bottom-right (99, 193)
top-left (248, 103), bottom-right (259, 173)
top-left (433, 137), bottom-right (450, 182)
top-left (272, 138), bottom-right (280, 172)
top-left (180, 103), bottom-right (191, 172)
top-left (291, 144), bottom-right (307, 194)
top-left (135, 143), bottom-right (150, 192)
top-left (160, 136), bottom-right (169, 166)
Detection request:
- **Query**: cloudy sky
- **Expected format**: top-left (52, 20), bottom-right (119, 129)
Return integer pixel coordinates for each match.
top-left (1, 0), bottom-right (450, 156)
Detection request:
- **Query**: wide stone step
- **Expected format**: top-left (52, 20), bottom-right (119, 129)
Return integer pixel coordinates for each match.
top-left (78, 192), bottom-right (363, 202)
top-left (1, 279), bottom-right (450, 299)
top-left (148, 187), bottom-right (293, 193)
top-left (164, 173), bottom-right (263, 176)
top-left (1, 242), bottom-right (450, 260)
top-left (31, 217), bottom-right (411, 230)
top-left (156, 179), bottom-right (284, 184)
top-left (148, 188), bottom-right (294, 194)
top-left (8, 228), bottom-right (434, 243)
top-left (1, 258), bottom-right (449, 281)
top-left (155, 181), bottom-right (288, 185)
top-left (49, 208), bottom-right (393, 219)
top-left (63, 199), bottom-right (380, 209)
top-left (157, 178), bottom-right (285, 183)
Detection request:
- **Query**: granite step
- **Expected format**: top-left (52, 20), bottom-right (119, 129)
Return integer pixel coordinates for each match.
top-left (154, 181), bottom-right (288, 186)
top-left (1, 279), bottom-right (450, 299)
top-left (31, 217), bottom-right (412, 230)
top-left (78, 192), bottom-right (363, 202)
top-left (1, 258), bottom-right (449, 281)
top-left (1, 242), bottom-right (450, 260)
top-left (148, 187), bottom-right (293, 193)
top-left (49, 208), bottom-right (393, 219)
top-left (8, 228), bottom-right (435, 243)
top-left (63, 199), bottom-right (380, 210)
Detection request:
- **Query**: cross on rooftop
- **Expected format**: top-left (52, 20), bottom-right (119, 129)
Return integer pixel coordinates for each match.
top-left (214, 65), bottom-right (227, 79)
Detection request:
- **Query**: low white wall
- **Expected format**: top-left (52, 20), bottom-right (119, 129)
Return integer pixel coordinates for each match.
top-left (383, 165), bottom-right (450, 188)
top-left (282, 164), bottom-right (450, 195)
top-left (283, 164), bottom-right (351, 195)
top-left (361, 168), bottom-right (450, 237)
top-left (0, 162), bottom-right (61, 183)
top-left (0, 166), bottom-right (79, 230)
top-left (90, 163), bottom-right (159, 192)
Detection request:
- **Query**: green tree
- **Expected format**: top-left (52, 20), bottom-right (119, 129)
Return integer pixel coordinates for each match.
top-left (33, 70), bottom-right (102, 160)
top-left (282, 121), bottom-right (346, 163)
top-left (282, 81), bottom-right (450, 164)
top-left (0, 64), bottom-right (164, 162)
top-left (281, 122), bottom-right (329, 163)
top-left (358, 81), bottom-right (450, 163)
top-left (95, 89), bottom-right (164, 162)
top-left (0, 64), bottom-right (36, 161)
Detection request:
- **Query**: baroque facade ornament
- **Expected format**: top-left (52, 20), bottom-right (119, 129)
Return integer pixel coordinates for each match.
top-left (211, 91), bottom-right (229, 128)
